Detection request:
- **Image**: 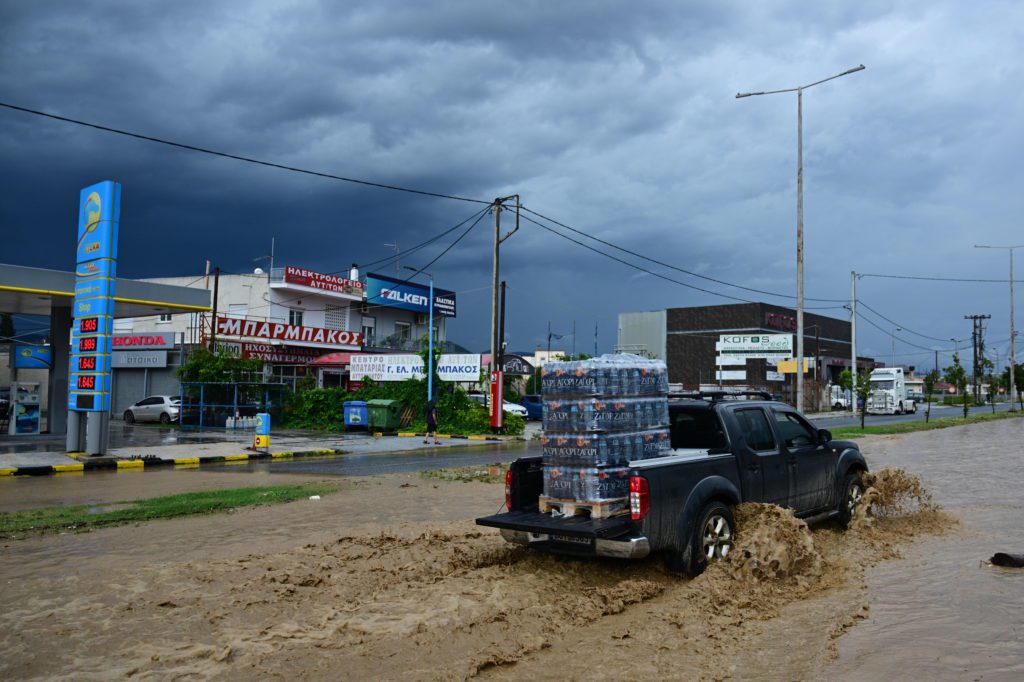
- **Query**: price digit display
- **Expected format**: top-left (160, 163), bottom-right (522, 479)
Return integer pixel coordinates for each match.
top-left (80, 317), bottom-right (99, 333)
top-left (78, 337), bottom-right (98, 352)
top-left (76, 375), bottom-right (97, 390)
top-left (78, 356), bottom-right (97, 371)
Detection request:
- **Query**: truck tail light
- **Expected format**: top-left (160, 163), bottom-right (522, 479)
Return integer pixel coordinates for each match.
top-left (505, 468), bottom-right (513, 510)
top-left (629, 475), bottom-right (650, 520)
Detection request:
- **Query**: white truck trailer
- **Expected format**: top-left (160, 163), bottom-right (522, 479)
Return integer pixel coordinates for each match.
top-left (867, 367), bottom-right (917, 415)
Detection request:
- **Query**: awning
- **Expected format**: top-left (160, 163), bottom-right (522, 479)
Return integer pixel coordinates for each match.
top-left (309, 352), bottom-right (354, 367)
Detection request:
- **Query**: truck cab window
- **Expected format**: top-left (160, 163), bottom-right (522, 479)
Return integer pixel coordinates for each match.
top-left (735, 408), bottom-right (776, 451)
top-left (771, 410), bottom-right (817, 449)
top-left (670, 408), bottom-right (728, 450)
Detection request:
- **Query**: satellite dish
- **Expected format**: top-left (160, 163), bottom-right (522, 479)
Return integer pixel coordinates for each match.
top-left (254, 267), bottom-right (265, 274)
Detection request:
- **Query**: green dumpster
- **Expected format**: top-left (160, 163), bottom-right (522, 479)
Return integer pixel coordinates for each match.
top-left (366, 399), bottom-right (404, 431)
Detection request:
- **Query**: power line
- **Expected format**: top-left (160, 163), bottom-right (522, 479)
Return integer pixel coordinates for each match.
top-left (0, 101), bottom-right (490, 205)
top-left (356, 205), bottom-right (492, 272)
top-left (857, 299), bottom-right (970, 344)
top-left (859, 272), bottom-right (1024, 283)
top-left (521, 205), bottom-right (848, 303)
top-left (856, 310), bottom-right (944, 352)
top-left (522, 212), bottom-right (846, 310)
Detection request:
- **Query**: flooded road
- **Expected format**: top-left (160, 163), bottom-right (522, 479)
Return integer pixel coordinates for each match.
top-left (826, 422), bottom-right (1024, 679)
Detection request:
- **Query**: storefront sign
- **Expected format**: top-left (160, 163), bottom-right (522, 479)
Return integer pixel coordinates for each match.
top-left (766, 371), bottom-right (785, 382)
top-left (112, 333), bottom-right (176, 350)
top-left (112, 350), bottom-right (168, 368)
top-left (776, 358), bottom-right (810, 374)
top-left (715, 355), bottom-right (745, 366)
top-left (765, 312), bottom-right (798, 331)
top-left (11, 345), bottom-right (52, 369)
top-left (436, 354), bottom-right (481, 382)
top-left (283, 266), bottom-right (363, 299)
top-left (715, 370), bottom-right (747, 381)
top-left (501, 354), bottom-right (534, 376)
top-left (350, 353), bottom-right (480, 381)
top-left (365, 272), bottom-right (456, 317)
top-left (216, 317), bottom-right (362, 347)
top-left (715, 334), bottom-right (792, 358)
top-left (242, 343), bottom-right (322, 364)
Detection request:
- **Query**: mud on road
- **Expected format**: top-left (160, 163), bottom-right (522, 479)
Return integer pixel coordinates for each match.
top-left (0, 467), bottom-right (951, 681)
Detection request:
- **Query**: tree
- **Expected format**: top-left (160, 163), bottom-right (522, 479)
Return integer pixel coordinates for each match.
top-left (944, 353), bottom-right (969, 419)
top-left (854, 370), bottom-right (872, 429)
top-left (979, 356), bottom-right (996, 414)
top-left (837, 369), bottom-right (854, 410)
top-left (923, 370), bottom-right (939, 423)
top-left (1001, 363), bottom-right (1024, 411)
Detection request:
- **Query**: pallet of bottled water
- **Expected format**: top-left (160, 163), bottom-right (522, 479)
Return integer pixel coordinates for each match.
top-left (541, 428), bottom-right (670, 466)
top-left (541, 353), bottom-right (669, 397)
top-left (539, 354), bottom-right (670, 515)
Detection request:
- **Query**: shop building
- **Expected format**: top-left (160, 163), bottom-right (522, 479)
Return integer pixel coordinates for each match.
top-left (617, 302), bottom-right (876, 409)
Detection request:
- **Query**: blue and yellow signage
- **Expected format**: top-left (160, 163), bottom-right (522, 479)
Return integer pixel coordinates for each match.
top-left (11, 345), bottom-right (52, 369)
top-left (69, 180), bottom-right (121, 413)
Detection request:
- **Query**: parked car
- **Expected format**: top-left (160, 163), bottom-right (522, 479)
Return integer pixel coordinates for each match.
top-left (519, 394), bottom-right (544, 420)
top-left (467, 393), bottom-right (529, 418)
top-left (477, 390), bottom-right (867, 575)
top-left (123, 395), bottom-right (180, 424)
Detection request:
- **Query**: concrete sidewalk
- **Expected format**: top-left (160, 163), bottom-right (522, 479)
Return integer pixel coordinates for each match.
top-left (0, 427), bottom-right (531, 476)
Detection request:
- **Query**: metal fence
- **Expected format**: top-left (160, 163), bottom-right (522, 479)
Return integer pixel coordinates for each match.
top-left (179, 382), bottom-right (289, 429)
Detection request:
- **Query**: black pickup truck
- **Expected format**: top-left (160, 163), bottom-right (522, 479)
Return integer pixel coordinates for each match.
top-left (476, 392), bottom-right (867, 575)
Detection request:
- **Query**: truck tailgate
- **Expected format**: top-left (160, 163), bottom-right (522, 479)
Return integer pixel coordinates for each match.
top-left (476, 510), bottom-right (633, 539)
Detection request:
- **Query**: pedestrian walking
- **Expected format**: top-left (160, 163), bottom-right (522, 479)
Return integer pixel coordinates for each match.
top-left (424, 399), bottom-right (440, 445)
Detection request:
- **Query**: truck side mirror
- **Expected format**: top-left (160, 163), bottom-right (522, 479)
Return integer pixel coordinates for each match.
top-left (818, 428), bottom-right (833, 444)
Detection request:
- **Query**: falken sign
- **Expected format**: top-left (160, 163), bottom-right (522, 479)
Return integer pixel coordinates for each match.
top-left (715, 334), bottom-right (793, 359)
top-left (350, 353), bottom-right (479, 382)
top-left (365, 272), bottom-right (456, 317)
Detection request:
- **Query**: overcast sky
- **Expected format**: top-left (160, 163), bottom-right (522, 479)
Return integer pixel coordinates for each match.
top-left (2, 0), bottom-right (1023, 367)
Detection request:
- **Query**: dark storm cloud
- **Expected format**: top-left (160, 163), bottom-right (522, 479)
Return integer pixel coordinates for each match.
top-left (3, 0), bottom-right (1024, 361)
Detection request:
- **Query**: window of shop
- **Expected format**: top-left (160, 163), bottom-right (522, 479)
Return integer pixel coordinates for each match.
top-left (289, 309), bottom-right (304, 327)
top-left (395, 321), bottom-right (411, 341)
top-left (158, 313), bottom-right (172, 323)
top-left (362, 316), bottom-right (376, 346)
top-left (325, 304), bottom-right (349, 330)
top-left (271, 364), bottom-right (307, 391)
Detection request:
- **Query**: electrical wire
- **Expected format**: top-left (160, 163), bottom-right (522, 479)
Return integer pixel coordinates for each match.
top-left (0, 101), bottom-right (490, 205)
top-left (521, 205), bottom-right (849, 303)
top-left (859, 272), bottom-right (1024, 283)
top-left (856, 299), bottom-right (970, 344)
top-left (856, 310), bottom-right (945, 352)
top-left (522, 212), bottom-right (846, 310)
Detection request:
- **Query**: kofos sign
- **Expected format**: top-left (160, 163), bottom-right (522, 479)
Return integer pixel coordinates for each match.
top-left (715, 334), bottom-right (792, 359)
top-left (283, 266), bottom-right (363, 299)
top-left (365, 272), bottom-right (457, 317)
top-left (216, 317), bottom-right (362, 347)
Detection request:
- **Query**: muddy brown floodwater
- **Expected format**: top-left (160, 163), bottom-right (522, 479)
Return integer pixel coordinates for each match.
top-left (0, 419), bottom-right (1021, 680)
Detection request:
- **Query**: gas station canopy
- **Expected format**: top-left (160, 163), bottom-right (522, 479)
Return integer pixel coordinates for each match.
top-left (0, 263), bottom-right (210, 317)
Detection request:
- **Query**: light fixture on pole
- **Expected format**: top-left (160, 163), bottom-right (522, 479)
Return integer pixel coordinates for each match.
top-left (404, 266), bottom-right (434, 403)
top-left (891, 327), bottom-right (902, 367)
top-left (974, 244), bottom-right (1022, 409)
top-left (737, 64), bottom-right (866, 410)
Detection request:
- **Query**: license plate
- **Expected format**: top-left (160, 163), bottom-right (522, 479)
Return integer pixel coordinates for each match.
top-left (551, 534), bottom-right (592, 546)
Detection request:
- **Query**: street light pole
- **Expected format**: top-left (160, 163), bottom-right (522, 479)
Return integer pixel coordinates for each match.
top-left (404, 266), bottom-right (434, 404)
top-left (974, 244), bottom-right (1022, 409)
top-left (737, 64), bottom-right (865, 411)
top-left (891, 327), bottom-right (901, 367)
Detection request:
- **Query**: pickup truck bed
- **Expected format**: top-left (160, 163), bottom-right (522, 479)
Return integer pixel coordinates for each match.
top-left (477, 397), bottom-right (868, 574)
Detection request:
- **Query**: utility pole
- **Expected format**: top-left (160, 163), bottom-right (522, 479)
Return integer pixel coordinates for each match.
top-left (975, 244), bottom-right (1021, 409)
top-left (965, 314), bottom-right (991, 405)
top-left (490, 195), bottom-right (519, 379)
top-left (850, 271), bottom-right (858, 413)
top-left (498, 280), bottom-right (507, 370)
top-left (572, 320), bottom-right (576, 359)
top-left (891, 327), bottom-right (902, 367)
top-left (209, 266), bottom-right (220, 351)
top-left (594, 321), bottom-right (598, 357)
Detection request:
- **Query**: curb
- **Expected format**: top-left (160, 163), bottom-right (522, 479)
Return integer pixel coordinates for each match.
top-left (0, 448), bottom-right (342, 477)
top-left (395, 432), bottom-right (505, 442)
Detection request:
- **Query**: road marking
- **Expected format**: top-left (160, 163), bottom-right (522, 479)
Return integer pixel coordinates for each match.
top-left (116, 460), bottom-right (145, 469)
top-left (224, 454), bottom-right (250, 461)
top-left (0, 468), bottom-right (15, 476)
top-left (173, 458), bottom-right (200, 465)
top-left (52, 464), bottom-right (85, 472)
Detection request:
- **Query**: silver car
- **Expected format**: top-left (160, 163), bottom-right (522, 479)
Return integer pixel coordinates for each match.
top-left (124, 395), bottom-right (180, 424)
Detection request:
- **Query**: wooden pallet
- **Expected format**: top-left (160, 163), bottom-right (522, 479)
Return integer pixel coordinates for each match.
top-left (539, 495), bottom-right (628, 520)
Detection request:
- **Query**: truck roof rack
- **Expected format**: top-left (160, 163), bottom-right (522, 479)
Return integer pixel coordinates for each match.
top-left (669, 389), bottom-right (773, 402)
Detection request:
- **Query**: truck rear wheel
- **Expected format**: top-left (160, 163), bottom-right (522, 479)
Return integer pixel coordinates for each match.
top-left (667, 501), bottom-right (735, 576)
